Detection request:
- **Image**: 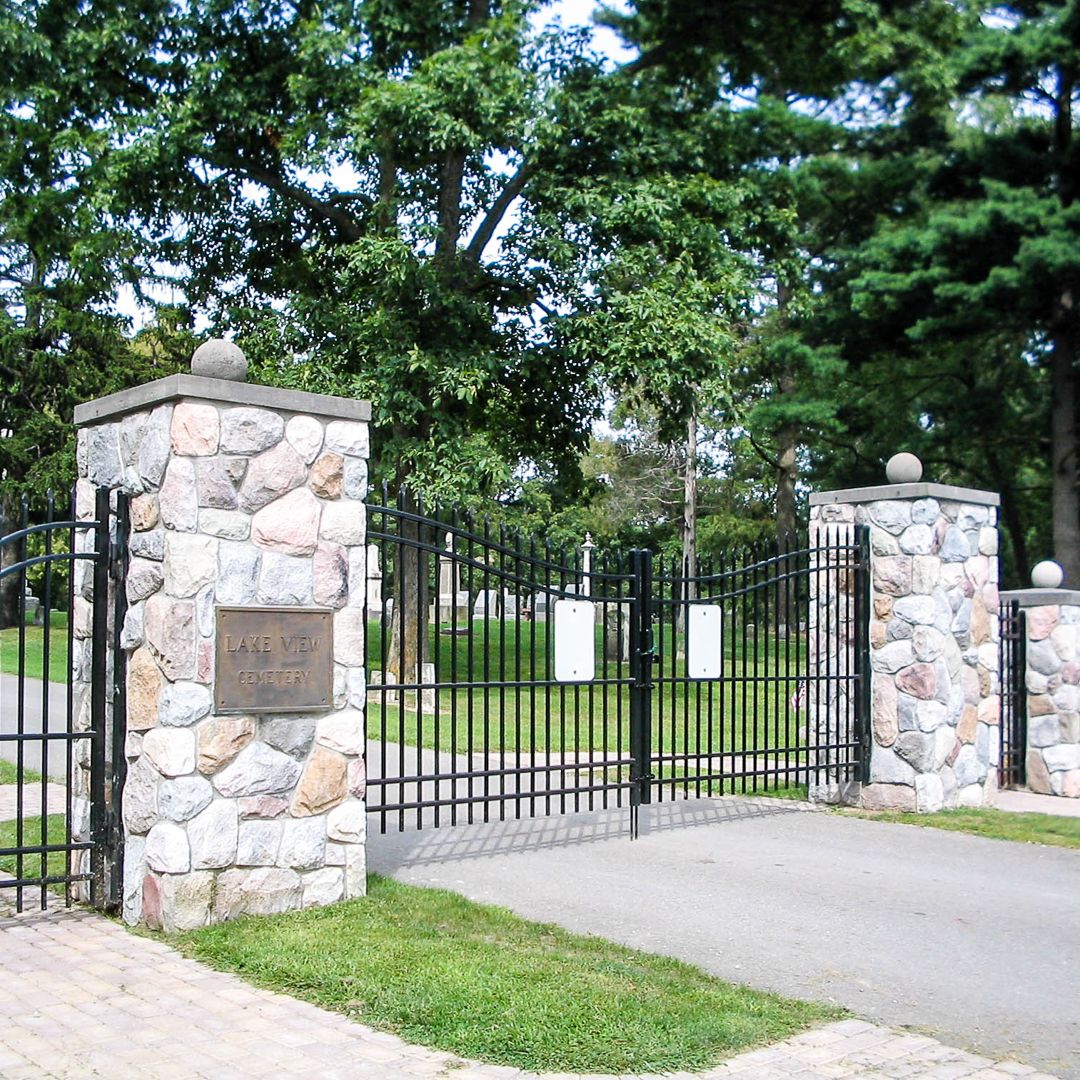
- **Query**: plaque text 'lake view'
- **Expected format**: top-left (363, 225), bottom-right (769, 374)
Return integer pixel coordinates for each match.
top-left (215, 607), bottom-right (334, 714)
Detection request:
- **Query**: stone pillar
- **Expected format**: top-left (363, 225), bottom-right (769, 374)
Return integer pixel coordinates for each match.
top-left (1002, 563), bottom-right (1080, 799)
top-left (73, 344), bottom-right (371, 930)
top-left (809, 457), bottom-right (1001, 812)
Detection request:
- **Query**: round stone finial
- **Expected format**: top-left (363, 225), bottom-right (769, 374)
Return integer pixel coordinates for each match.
top-left (1031, 560), bottom-right (1064, 589)
top-left (885, 452), bottom-right (923, 484)
top-left (191, 338), bottom-right (248, 382)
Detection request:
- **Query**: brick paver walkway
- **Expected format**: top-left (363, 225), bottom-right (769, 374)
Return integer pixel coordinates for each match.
top-left (0, 907), bottom-right (1061, 1080)
top-left (0, 782), bottom-right (68, 821)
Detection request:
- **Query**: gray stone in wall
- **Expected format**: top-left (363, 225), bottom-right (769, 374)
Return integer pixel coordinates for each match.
top-left (145, 821), bottom-right (190, 874)
top-left (1028, 638), bottom-right (1064, 676)
top-left (285, 415), bottom-right (323, 464)
top-left (939, 526), bottom-right (971, 563)
top-left (259, 716), bottom-right (316, 760)
top-left (953, 744), bottom-right (986, 787)
top-left (212, 742), bottom-right (302, 798)
top-left (217, 542), bottom-right (261, 605)
top-left (1043, 744), bottom-right (1080, 772)
top-left (869, 501), bottom-right (911, 535)
top-left (895, 730), bottom-right (935, 773)
top-left (130, 528), bottom-right (165, 561)
top-left (303, 867), bottom-right (345, 907)
top-left (893, 595), bottom-right (935, 625)
top-left (200, 509), bottom-right (250, 540)
top-left (258, 552), bottom-right (313, 605)
top-left (871, 528), bottom-right (899, 556)
top-left (159, 681), bottom-right (213, 727)
top-left (911, 498), bottom-right (939, 525)
top-left (237, 820), bottom-right (282, 866)
top-left (122, 756), bottom-right (160, 835)
top-left (196, 456), bottom-right (247, 509)
top-left (126, 559), bottom-right (163, 603)
top-left (123, 834), bottom-right (147, 926)
top-left (87, 423), bottom-right (123, 488)
top-left (870, 747), bottom-right (916, 785)
top-left (220, 407), bottom-right (285, 455)
top-left (899, 524), bottom-right (934, 555)
top-left (214, 867), bottom-right (302, 920)
top-left (278, 817), bottom-right (326, 870)
top-left (325, 421), bottom-right (369, 457)
top-left (137, 406), bottom-right (174, 488)
top-left (957, 505), bottom-right (990, 530)
top-left (343, 458), bottom-right (368, 500)
top-left (872, 640), bottom-right (915, 674)
top-left (163, 533), bottom-right (218, 598)
top-left (189, 800), bottom-right (239, 869)
top-left (120, 602), bottom-right (144, 650)
top-left (158, 776), bottom-right (213, 822)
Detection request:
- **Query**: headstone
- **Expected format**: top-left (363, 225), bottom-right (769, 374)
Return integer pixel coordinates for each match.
top-left (473, 588), bottom-right (500, 619)
top-left (503, 591), bottom-right (519, 618)
top-left (604, 604), bottom-right (630, 662)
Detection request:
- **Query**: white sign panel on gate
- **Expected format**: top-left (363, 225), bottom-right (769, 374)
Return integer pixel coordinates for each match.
top-left (553, 599), bottom-right (596, 682)
top-left (687, 603), bottom-right (723, 679)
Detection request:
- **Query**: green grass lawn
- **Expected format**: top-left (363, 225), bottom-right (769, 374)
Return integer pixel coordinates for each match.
top-left (0, 760), bottom-right (44, 786)
top-left (367, 619), bottom-right (812, 783)
top-left (0, 621), bottom-right (69, 683)
top-left (0, 814), bottom-right (68, 889)
top-left (843, 807), bottom-right (1080, 851)
top-left (178, 874), bottom-right (838, 1074)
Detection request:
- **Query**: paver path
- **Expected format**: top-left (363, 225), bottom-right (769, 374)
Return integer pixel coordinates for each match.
top-left (0, 782), bottom-right (67, 821)
top-left (0, 906), bottom-right (1061, 1080)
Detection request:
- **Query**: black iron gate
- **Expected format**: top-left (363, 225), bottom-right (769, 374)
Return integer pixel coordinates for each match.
top-left (999, 599), bottom-right (1026, 788)
top-left (0, 487), bottom-right (126, 912)
top-left (365, 493), bottom-right (869, 832)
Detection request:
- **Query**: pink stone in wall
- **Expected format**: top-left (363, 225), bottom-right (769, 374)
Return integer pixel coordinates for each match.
top-left (873, 556), bottom-right (912, 597)
top-left (252, 487), bottom-right (321, 556)
top-left (1061, 662), bottom-right (1080, 685)
top-left (171, 402), bottom-right (220, 456)
top-left (239, 795), bottom-right (289, 819)
top-left (196, 639), bottom-right (213, 684)
top-left (1026, 605), bottom-right (1060, 642)
top-left (348, 756), bottom-right (367, 799)
top-left (896, 662), bottom-right (937, 700)
top-left (313, 541), bottom-right (349, 608)
top-left (142, 873), bottom-right (162, 930)
top-left (1061, 770), bottom-right (1080, 798)
top-left (982, 583), bottom-right (999, 614)
top-left (239, 441), bottom-right (308, 512)
top-left (977, 695), bottom-right (1000, 727)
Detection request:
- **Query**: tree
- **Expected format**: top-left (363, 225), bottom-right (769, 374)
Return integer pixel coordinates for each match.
top-left (0, 0), bottom-right (181, 625)
top-left (840, 0), bottom-right (1080, 582)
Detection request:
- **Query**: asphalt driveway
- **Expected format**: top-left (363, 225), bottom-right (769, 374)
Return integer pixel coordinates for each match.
top-left (368, 795), bottom-right (1080, 1079)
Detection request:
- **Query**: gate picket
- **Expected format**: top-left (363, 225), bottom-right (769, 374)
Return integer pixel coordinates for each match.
top-left (0, 487), bottom-right (124, 912)
top-left (364, 492), bottom-right (870, 832)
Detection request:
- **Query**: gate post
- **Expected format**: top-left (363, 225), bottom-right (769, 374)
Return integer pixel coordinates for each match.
top-left (73, 342), bottom-right (372, 930)
top-left (629, 549), bottom-right (654, 809)
top-left (809, 455), bottom-right (1002, 812)
top-left (1000, 565), bottom-right (1080, 799)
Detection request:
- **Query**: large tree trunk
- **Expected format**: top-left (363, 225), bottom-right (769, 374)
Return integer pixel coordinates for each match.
top-left (0, 493), bottom-right (21, 630)
top-left (677, 402), bottom-right (698, 636)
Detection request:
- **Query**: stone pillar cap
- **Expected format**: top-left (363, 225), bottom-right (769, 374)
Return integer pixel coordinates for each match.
top-left (809, 482), bottom-right (999, 507)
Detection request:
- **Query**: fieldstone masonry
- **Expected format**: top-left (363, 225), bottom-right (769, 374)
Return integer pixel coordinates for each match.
top-left (810, 481), bottom-right (1001, 812)
top-left (1000, 586), bottom-right (1080, 798)
top-left (72, 363), bottom-right (371, 930)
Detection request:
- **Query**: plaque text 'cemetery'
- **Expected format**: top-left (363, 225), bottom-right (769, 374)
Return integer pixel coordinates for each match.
top-left (215, 607), bottom-right (334, 714)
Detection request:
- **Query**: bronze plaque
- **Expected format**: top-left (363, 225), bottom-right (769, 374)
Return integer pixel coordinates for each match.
top-left (215, 606), bottom-right (334, 714)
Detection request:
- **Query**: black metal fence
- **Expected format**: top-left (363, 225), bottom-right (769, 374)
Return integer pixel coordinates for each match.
top-left (0, 487), bottom-right (124, 912)
top-left (365, 492), bottom-right (870, 832)
top-left (999, 599), bottom-right (1027, 788)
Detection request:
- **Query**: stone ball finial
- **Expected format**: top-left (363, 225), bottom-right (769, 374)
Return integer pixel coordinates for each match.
top-left (191, 338), bottom-right (248, 382)
top-left (885, 452), bottom-right (923, 484)
top-left (1031, 560), bottom-right (1064, 589)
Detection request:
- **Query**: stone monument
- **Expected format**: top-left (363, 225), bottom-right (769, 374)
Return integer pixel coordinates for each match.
top-left (72, 342), bottom-right (371, 930)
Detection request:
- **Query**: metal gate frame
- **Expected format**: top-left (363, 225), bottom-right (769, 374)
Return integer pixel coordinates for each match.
top-left (999, 599), bottom-right (1026, 788)
top-left (364, 493), bottom-right (870, 833)
top-left (0, 487), bottom-right (126, 912)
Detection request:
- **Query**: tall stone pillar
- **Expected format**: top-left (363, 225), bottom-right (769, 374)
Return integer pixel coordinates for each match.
top-left (809, 456), bottom-right (1001, 812)
top-left (1002, 561), bottom-right (1080, 798)
top-left (73, 343), bottom-right (370, 929)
